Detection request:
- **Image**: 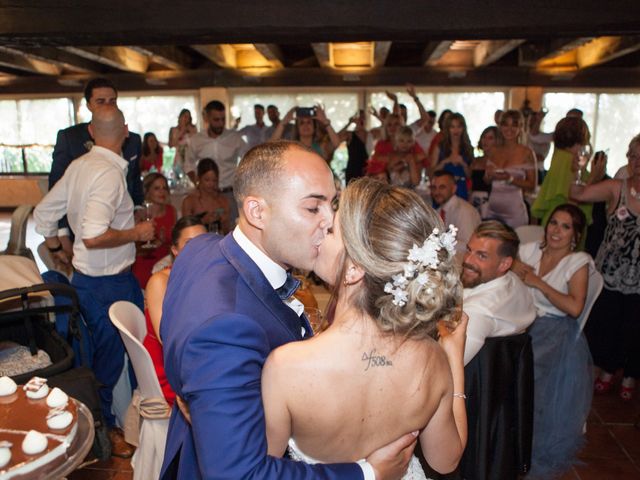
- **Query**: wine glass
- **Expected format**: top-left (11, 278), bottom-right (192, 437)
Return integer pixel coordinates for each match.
top-left (141, 201), bottom-right (155, 249)
top-left (575, 144), bottom-right (592, 185)
top-left (304, 307), bottom-right (323, 334)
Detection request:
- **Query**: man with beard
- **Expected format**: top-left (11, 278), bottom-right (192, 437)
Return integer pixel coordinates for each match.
top-left (185, 100), bottom-right (248, 224)
top-left (461, 220), bottom-right (535, 365)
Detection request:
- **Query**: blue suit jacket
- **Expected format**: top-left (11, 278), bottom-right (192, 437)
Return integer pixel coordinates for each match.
top-left (49, 122), bottom-right (144, 205)
top-left (160, 233), bottom-right (362, 479)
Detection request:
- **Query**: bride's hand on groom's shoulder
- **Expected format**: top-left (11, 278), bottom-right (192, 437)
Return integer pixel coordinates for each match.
top-left (177, 396), bottom-right (192, 425)
top-left (367, 431), bottom-right (419, 480)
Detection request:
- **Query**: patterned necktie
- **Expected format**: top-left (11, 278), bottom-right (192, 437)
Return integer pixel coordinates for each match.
top-left (276, 271), bottom-right (301, 300)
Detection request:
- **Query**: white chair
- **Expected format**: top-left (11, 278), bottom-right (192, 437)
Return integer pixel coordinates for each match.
top-left (515, 225), bottom-right (544, 244)
top-left (576, 267), bottom-right (604, 334)
top-left (1, 205), bottom-right (34, 260)
top-left (109, 301), bottom-right (170, 480)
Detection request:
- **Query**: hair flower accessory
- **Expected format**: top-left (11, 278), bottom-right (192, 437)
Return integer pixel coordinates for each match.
top-left (384, 225), bottom-right (458, 307)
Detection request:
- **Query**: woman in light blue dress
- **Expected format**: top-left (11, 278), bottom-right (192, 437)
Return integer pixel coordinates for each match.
top-left (513, 203), bottom-right (594, 479)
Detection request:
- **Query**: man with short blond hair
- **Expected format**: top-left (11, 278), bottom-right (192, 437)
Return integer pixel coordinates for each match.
top-left (461, 221), bottom-right (536, 365)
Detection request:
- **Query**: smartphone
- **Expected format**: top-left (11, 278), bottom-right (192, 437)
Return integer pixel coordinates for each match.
top-left (296, 107), bottom-right (315, 117)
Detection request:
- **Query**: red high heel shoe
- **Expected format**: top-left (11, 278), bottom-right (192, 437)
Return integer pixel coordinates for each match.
top-left (620, 385), bottom-right (634, 401)
top-left (594, 377), bottom-right (613, 394)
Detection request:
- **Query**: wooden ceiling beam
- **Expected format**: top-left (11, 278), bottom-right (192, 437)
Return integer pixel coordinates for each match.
top-left (128, 46), bottom-right (191, 70)
top-left (2, 1), bottom-right (639, 45)
top-left (311, 43), bottom-right (331, 68)
top-left (473, 39), bottom-right (525, 67)
top-left (519, 38), bottom-right (595, 66)
top-left (61, 46), bottom-right (149, 73)
top-left (0, 47), bottom-right (61, 75)
top-left (253, 44), bottom-right (284, 67)
top-left (7, 47), bottom-right (103, 73)
top-left (422, 41), bottom-right (453, 66)
top-left (191, 44), bottom-right (236, 68)
top-left (373, 41), bottom-right (392, 68)
top-left (575, 35), bottom-right (640, 69)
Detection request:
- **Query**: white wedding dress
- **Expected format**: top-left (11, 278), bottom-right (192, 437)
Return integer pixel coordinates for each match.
top-left (287, 438), bottom-right (431, 480)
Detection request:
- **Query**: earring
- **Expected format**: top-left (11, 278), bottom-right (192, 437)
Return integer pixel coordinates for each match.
top-left (343, 279), bottom-right (349, 286)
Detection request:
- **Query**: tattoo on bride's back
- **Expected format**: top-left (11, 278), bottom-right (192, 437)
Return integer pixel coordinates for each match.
top-left (362, 349), bottom-right (393, 371)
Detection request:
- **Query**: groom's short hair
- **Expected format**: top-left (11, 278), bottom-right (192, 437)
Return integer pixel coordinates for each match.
top-left (233, 140), bottom-right (312, 207)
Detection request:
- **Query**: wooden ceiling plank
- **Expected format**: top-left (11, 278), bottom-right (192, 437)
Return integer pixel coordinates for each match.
top-left (191, 44), bottom-right (236, 68)
top-left (422, 41), bottom-right (453, 66)
top-left (128, 46), bottom-right (191, 70)
top-left (519, 38), bottom-right (595, 66)
top-left (373, 41), bottom-right (391, 68)
top-left (62, 46), bottom-right (149, 73)
top-left (11, 46), bottom-right (102, 73)
top-left (311, 43), bottom-right (331, 68)
top-left (0, 47), bottom-right (61, 75)
top-left (474, 39), bottom-right (525, 67)
top-left (253, 43), bottom-right (284, 67)
top-left (576, 35), bottom-right (640, 69)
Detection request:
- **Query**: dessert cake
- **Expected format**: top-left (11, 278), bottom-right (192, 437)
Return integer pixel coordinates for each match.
top-left (0, 376), bottom-right (78, 479)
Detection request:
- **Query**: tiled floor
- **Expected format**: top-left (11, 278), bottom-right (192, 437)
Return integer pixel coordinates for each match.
top-left (2, 212), bottom-right (639, 479)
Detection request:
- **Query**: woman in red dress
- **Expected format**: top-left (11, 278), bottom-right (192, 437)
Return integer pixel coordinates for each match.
top-left (132, 173), bottom-right (176, 288)
top-left (139, 132), bottom-right (164, 173)
top-left (143, 216), bottom-right (207, 407)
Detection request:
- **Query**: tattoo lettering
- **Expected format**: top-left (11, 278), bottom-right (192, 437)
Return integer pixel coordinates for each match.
top-left (362, 349), bottom-right (393, 371)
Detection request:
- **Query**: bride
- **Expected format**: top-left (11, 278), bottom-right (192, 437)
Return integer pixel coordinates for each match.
top-left (262, 178), bottom-right (468, 478)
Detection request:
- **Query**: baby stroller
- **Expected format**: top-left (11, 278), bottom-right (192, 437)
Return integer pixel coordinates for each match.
top-left (0, 255), bottom-right (111, 460)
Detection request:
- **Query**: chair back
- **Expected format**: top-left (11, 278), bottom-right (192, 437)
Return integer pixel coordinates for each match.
top-left (2, 205), bottom-right (34, 260)
top-left (461, 333), bottom-right (534, 480)
top-left (515, 225), bottom-right (544, 245)
top-left (108, 301), bottom-right (163, 400)
top-left (576, 267), bottom-right (603, 334)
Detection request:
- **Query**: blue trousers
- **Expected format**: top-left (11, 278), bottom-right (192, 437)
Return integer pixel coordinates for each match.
top-left (72, 269), bottom-right (143, 427)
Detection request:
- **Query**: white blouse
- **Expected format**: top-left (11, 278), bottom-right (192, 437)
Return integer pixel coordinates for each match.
top-left (519, 241), bottom-right (594, 317)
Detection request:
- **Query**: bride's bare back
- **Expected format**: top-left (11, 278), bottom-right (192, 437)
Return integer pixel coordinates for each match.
top-left (262, 316), bottom-right (456, 467)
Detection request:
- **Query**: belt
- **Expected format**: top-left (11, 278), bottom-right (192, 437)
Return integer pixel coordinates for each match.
top-left (220, 186), bottom-right (233, 193)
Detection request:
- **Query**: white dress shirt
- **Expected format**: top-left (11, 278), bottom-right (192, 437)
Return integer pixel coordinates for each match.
top-left (410, 120), bottom-right (436, 154)
top-left (438, 195), bottom-right (481, 254)
top-left (34, 146), bottom-right (135, 276)
top-left (232, 226), bottom-right (374, 480)
top-left (184, 130), bottom-right (248, 189)
top-left (462, 271), bottom-right (536, 365)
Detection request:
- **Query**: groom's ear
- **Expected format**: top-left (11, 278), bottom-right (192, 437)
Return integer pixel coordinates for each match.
top-left (243, 195), bottom-right (268, 230)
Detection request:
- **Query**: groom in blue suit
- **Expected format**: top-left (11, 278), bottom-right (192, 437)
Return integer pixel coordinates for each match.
top-left (160, 141), bottom-right (416, 479)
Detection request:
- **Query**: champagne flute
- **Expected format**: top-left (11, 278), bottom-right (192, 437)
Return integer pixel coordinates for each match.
top-left (141, 201), bottom-right (155, 249)
top-left (575, 144), bottom-right (592, 185)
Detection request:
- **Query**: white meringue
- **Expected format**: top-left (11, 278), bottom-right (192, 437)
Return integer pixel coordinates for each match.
top-left (0, 376), bottom-right (17, 396)
top-left (46, 387), bottom-right (69, 408)
top-left (21, 430), bottom-right (47, 455)
top-left (0, 446), bottom-right (11, 468)
top-left (47, 410), bottom-right (73, 430)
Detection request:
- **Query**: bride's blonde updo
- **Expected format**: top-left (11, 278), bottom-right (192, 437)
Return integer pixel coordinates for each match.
top-left (338, 178), bottom-right (462, 339)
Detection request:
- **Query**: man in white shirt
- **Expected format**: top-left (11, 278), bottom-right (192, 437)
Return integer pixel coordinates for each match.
top-left (34, 106), bottom-right (154, 457)
top-left (431, 171), bottom-right (480, 256)
top-left (461, 221), bottom-right (536, 365)
top-left (239, 103), bottom-right (270, 149)
top-left (159, 140), bottom-right (416, 480)
top-left (185, 100), bottom-right (248, 224)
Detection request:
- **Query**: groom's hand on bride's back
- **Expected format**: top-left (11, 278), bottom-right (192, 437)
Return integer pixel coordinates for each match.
top-left (367, 430), bottom-right (419, 480)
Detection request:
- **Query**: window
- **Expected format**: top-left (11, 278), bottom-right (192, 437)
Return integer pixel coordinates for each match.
top-left (0, 98), bottom-right (74, 174)
top-left (80, 93), bottom-right (198, 172)
top-left (542, 92), bottom-right (640, 174)
top-left (231, 90), bottom-right (359, 179)
top-left (368, 89), bottom-right (505, 150)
